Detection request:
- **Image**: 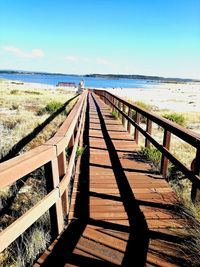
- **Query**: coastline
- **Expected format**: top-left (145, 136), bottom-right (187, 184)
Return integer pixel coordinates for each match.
top-left (0, 78), bottom-right (78, 92)
top-left (1, 78), bottom-right (200, 113)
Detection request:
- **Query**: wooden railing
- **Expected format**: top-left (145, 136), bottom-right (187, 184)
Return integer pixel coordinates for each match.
top-left (94, 90), bottom-right (200, 202)
top-left (0, 90), bottom-right (88, 253)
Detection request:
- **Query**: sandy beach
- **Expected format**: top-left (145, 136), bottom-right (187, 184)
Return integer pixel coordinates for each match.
top-left (1, 79), bottom-right (200, 113)
top-left (0, 79), bottom-right (78, 93)
top-left (106, 82), bottom-right (200, 113)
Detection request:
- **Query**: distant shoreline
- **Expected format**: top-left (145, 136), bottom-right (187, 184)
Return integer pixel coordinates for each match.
top-left (0, 70), bottom-right (199, 83)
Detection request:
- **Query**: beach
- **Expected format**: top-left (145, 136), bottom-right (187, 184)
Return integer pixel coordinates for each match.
top-left (0, 79), bottom-right (78, 93)
top-left (1, 78), bottom-right (200, 113)
top-left (107, 82), bottom-right (200, 113)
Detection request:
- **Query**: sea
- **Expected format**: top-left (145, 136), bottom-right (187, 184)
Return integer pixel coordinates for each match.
top-left (0, 73), bottom-right (157, 89)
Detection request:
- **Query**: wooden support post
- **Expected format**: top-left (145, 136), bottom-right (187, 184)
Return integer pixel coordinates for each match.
top-left (145, 119), bottom-right (152, 148)
top-left (111, 96), bottom-right (114, 112)
top-left (122, 104), bottom-right (126, 128)
top-left (58, 151), bottom-right (68, 217)
top-left (160, 130), bottom-right (171, 178)
top-left (118, 101), bottom-right (122, 120)
top-left (45, 158), bottom-right (64, 239)
top-left (134, 112), bottom-right (140, 144)
top-left (191, 148), bottom-right (200, 202)
top-left (69, 133), bottom-right (75, 148)
top-left (105, 92), bottom-right (108, 105)
top-left (127, 107), bottom-right (132, 133)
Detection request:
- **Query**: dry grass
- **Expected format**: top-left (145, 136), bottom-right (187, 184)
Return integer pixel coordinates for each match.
top-left (0, 82), bottom-right (77, 266)
top-left (0, 85), bottom-right (76, 159)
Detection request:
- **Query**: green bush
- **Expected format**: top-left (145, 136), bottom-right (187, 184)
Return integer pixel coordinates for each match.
top-left (138, 146), bottom-right (161, 169)
top-left (163, 113), bottom-right (186, 126)
top-left (37, 101), bottom-right (63, 115)
top-left (110, 110), bottom-right (119, 119)
top-left (10, 89), bottom-right (19, 95)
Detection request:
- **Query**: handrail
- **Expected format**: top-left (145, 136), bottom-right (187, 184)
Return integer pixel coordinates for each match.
top-left (94, 89), bottom-right (200, 202)
top-left (0, 90), bottom-right (88, 253)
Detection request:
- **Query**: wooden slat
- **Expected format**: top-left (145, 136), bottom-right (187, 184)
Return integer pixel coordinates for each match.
top-left (0, 145), bottom-right (56, 188)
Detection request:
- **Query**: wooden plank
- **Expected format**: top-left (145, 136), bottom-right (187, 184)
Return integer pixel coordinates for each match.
top-left (0, 145), bottom-right (56, 188)
top-left (35, 91), bottom-right (187, 266)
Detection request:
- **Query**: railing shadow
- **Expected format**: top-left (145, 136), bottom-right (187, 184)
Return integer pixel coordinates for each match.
top-left (37, 94), bottom-right (90, 266)
top-left (0, 94), bottom-right (79, 163)
top-left (91, 93), bottom-right (149, 266)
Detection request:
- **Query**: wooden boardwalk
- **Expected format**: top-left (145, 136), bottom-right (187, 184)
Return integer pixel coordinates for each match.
top-left (35, 93), bottom-right (187, 267)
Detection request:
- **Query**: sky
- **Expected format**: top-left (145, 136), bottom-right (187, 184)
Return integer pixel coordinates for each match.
top-left (0, 0), bottom-right (200, 79)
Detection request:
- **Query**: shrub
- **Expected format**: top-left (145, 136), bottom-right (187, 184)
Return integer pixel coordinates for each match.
top-left (110, 110), bottom-right (118, 119)
top-left (24, 91), bottom-right (41, 95)
top-left (10, 89), bottom-right (19, 95)
top-left (163, 113), bottom-right (186, 126)
top-left (76, 145), bottom-right (87, 158)
top-left (138, 146), bottom-right (162, 170)
top-left (37, 101), bottom-right (63, 115)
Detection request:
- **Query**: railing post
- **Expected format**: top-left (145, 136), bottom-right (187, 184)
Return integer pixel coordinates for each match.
top-left (45, 158), bottom-right (64, 239)
top-left (145, 119), bottom-right (152, 148)
top-left (191, 148), bottom-right (200, 202)
top-left (160, 130), bottom-right (171, 178)
top-left (122, 104), bottom-right (126, 128)
top-left (134, 112), bottom-right (140, 144)
top-left (127, 107), bottom-right (132, 133)
top-left (58, 151), bottom-right (68, 217)
top-left (118, 101), bottom-right (122, 119)
top-left (111, 96), bottom-right (114, 112)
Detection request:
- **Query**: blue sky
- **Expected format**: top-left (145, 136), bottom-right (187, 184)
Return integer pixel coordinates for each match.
top-left (0, 0), bottom-right (200, 78)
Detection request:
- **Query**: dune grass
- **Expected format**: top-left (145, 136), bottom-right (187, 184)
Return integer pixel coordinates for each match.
top-left (0, 83), bottom-right (77, 266)
top-left (0, 85), bottom-right (76, 159)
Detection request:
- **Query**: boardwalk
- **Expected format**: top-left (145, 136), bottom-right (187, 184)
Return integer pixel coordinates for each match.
top-left (35, 92), bottom-right (187, 267)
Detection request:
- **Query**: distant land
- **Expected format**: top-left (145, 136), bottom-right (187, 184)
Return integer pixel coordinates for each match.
top-left (0, 70), bottom-right (199, 83)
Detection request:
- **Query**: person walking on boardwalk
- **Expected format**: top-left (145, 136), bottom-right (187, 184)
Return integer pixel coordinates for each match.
top-left (77, 79), bottom-right (84, 93)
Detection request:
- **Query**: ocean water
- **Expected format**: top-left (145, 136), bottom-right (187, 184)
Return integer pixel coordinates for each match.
top-left (0, 73), bottom-right (156, 88)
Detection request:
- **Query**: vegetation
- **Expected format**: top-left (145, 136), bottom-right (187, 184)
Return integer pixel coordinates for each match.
top-left (163, 112), bottom-right (186, 126)
top-left (138, 146), bottom-right (161, 170)
top-left (134, 101), bottom-right (152, 111)
top-left (0, 82), bottom-right (77, 266)
top-left (0, 85), bottom-right (76, 159)
top-left (110, 110), bottom-right (119, 119)
top-left (37, 101), bottom-right (64, 115)
top-left (76, 145), bottom-right (87, 158)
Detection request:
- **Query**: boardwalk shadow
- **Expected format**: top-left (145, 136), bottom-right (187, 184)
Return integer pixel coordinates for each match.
top-left (36, 94), bottom-right (90, 267)
top-left (36, 93), bottom-right (189, 266)
top-left (91, 93), bottom-right (149, 266)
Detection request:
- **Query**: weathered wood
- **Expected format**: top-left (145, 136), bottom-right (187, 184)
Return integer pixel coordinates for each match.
top-left (36, 92), bottom-right (186, 267)
top-left (58, 151), bottom-right (68, 216)
top-left (45, 158), bottom-right (64, 238)
top-left (0, 145), bottom-right (56, 188)
top-left (161, 130), bottom-right (171, 178)
top-left (145, 118), bottom-right (152, 148)
top-left (191, 148), bottom-right (200, 202)
top-left (127, 107), bottom-right (132, 133)
top-left (122, 103), bottom-right (126, 127)
top-left (134, 112), bottom-right (141, 144)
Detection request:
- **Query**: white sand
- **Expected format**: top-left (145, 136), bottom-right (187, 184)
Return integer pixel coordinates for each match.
top-left (0, 79), bottom-right (78, 92)
top-left (1, 79), bottom-right (200, 112)
top-left (106, 82), bottom-right (200, 112)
